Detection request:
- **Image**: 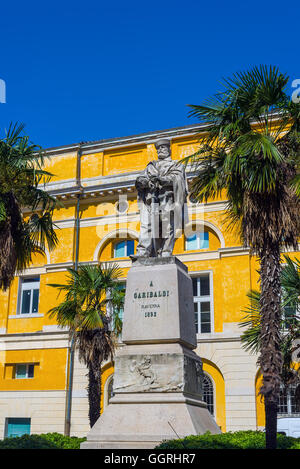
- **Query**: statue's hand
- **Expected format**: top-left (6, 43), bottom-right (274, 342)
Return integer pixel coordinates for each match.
top-left (148, 175), bottom-right (161, 190)
top-left (136, 176), bottom-right (149, 190)
top-left (149, 175), bottom-right (159, 184)
top-left (158, 176), bottom-right (173, 187)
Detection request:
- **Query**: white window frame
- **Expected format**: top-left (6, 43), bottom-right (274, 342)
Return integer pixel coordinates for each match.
top-left (280, 262), bottom-right (300, 330)
top-left (18, 277), bottom-right (40, 315)
top-left (14, 363), bottom-right (35, 379)
top-left (190, 271), bottom-right (214, 334)
top-left (104, 374), bottom-right (114, 409)
top-left (278, 384), bottom-right (299, 415)
top-left (185, 231), bottom-right (209, 251)
top-left (113, 240), bottom-right (134, 258)
top-left (202, 372), bottom-right (216, 417)
top-left (106, 280), bottom-right (126, 336)
top-left (114, 281), bottom-right (126, 321)
top-left (283, 304), bottom-right (300, 331)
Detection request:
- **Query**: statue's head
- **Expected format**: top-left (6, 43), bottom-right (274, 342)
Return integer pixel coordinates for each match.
top-left (154, 138), bottom-right (171, 160)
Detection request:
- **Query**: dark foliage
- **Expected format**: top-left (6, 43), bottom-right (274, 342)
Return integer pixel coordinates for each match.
top-left (0, 432), bottom-right (86, 449)
top-left (184, 65), bottom-right (300, 449)
top-left (0, 123), bottom-right (58, 290)
top-left (155, 430), bottom-right (300, 449)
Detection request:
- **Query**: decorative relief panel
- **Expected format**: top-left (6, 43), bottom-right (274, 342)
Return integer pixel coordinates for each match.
top-left (114, 352), bottom-right (203, 395)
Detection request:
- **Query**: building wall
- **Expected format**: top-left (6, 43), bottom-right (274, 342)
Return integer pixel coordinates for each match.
top-left (0, 125), bottom-right (298, 437)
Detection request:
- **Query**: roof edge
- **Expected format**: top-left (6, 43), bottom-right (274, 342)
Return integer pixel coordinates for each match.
top-left (42, 122), bottom-right (209, 155)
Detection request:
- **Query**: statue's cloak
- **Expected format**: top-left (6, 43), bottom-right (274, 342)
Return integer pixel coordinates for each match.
top-left (136, 158), bottom-right (189, 234)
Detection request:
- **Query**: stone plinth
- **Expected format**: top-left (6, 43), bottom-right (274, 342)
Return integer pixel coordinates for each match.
top-left (122, 257), bottom-right (197, 348)
top-left (81, 257), bottom-right (221, 449)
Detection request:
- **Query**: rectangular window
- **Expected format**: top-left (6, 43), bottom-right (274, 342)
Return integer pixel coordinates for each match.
top-left (5, 418), bottom-right (31, 438)
top-left (106, 282), bottom-right (126, 334)
top-left (115, 282), bottom-right (126, 321)
top-left (186, 234), bottom-right (198, 251)
top-left (283, 305), bottom-right (298, 330)
top-left (15, 364), bottom-right (35, 379)
top-left (113, 282), bottom-right (126, 334)
top-left (192, 274), bottom-right (213, 334)
top-left (186, 231), bottom-right (209, 251)
top-left (114, 240), bottom-right (134, 258)
top-left (115, 241), bottom-right (126, 257)
top-left (278, 385), bottom-right (299, 415)
top-left (19, 277), bottom-right (40, 315)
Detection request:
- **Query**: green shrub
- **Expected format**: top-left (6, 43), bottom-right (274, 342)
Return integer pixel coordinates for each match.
top-left (0, 434), bottom-right (58, 449)
top-left (0, 432), bottom-right (86, 449)
top-left (37, 432), bottom-right (86, 449)
top-left (155, 430), bottom-right (300, 450)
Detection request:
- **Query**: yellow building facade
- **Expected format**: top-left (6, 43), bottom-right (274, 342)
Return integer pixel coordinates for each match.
top-left (0, 123), bottom-right (298, 438)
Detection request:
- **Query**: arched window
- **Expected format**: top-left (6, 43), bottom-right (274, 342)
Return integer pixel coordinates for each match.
top-left (114, 240), bottom-right (135, 258)
top-left (104, 375), bottom-right (114, 408)
top-left (185, 231), bottom-right (209, 251)
top-left (107, 377), bottom-right (114, 404)
top-left (203, 374), bottom-right (214, 415)
top-left (278, 384), bottom-right (300, 415)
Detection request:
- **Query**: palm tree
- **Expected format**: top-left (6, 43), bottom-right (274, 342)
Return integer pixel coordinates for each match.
top-left (185, 65), bottom-right (300, 448)
top-left (0, 123), bottom-right (58, 290)
top-left (109, 285), bottom-right (126, 336)
top-left (239, 256), bottom-right (300, 388)
top-left (47, 263), bottom-right (124, 428)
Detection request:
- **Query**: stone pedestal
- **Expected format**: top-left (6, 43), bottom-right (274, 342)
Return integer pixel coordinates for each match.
top-left (81, 257), bottom-right (220, 449)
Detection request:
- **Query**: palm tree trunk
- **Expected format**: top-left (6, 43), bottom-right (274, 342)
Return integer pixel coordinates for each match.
top-left (87, 361), bottom-right (101, 428)
top-left (259, 239), bottom-right (283, 449)
top-left (264, 400), bottom-right (278, 449)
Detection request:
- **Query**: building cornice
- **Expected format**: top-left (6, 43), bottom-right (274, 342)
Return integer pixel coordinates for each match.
top-left (0, 330), bottom-right (69, 350)
top-left (38, 111), bottom-right (284, 157)
top-left (41, 123), bottom-right (208, 157)
top-left (29, 169), bottom-right (201, 208)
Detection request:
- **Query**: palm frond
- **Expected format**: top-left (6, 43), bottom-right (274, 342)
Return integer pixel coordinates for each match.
top-left (0, 123), bottom-right (59, 289)
top-left (281, 255), bottom-right (300, 308)
top-left (47, 263), bottom-right (124, 333)
top-left (239, 290), bottom-right (261, 354)
top-left (4, 122), bottom-right (26, 146)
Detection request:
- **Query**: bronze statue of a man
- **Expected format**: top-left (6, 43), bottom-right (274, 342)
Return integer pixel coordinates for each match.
top-left (134, 138), bottom-right (188, 258)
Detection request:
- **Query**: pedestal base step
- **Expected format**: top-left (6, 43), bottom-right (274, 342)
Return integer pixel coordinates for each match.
top-left (81, 398), bottom-right (221, 449)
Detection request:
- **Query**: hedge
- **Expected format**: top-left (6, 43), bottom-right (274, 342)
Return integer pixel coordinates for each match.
top-left (0, 433), bottom-right (86, 449)
top-left (2, 430), bottom-right (300, 449)
top-left (155, 430), bottom-right (300, 449)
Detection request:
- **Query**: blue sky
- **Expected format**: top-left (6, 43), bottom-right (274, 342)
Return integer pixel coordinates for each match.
top-left (0, 0), bottom-right (299, 149)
